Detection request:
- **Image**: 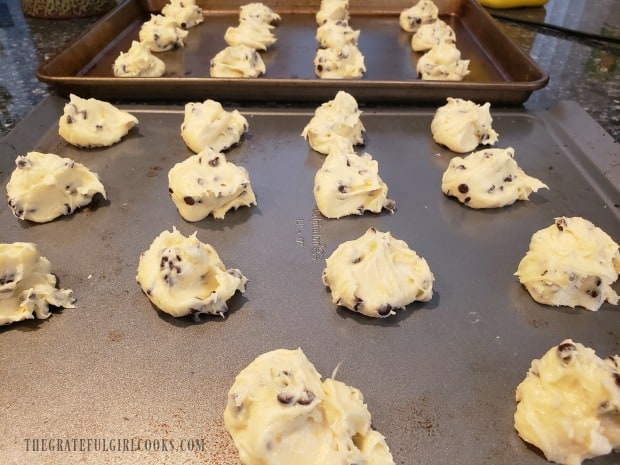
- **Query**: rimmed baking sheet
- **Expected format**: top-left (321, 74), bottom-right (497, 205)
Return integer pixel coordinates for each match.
top-left (36, 0), bottom-right (548, 104)
top-left (0, 97), bottom-right (618, 465)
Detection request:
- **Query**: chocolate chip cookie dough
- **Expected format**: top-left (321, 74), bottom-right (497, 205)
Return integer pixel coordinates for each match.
top-left (113, 40), bottom-right (166, 78)
top-left (224, 348), bottom-right (395, 465)
top-left (322, 228), bottom-right (434, 318)
top-left (399, 0), bottom-right (438, 32)
top-left (139, 14), bottom-right (189, 52)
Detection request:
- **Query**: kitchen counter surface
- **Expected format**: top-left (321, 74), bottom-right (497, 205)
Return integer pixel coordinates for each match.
top-left (0, 0), bottom-right (618, 141)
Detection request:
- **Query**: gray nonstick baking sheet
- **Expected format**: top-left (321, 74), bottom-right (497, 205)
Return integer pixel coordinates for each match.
top-left (36, 0), bottom-right (548, 104)
top-left (0, 96), bottom-right (618, 465)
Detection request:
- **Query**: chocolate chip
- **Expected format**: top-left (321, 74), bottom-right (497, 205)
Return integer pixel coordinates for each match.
top-left (503, 175), bottom-right (513, 182)
top-left (352, 257), bottom-right (362, 264)
top-left (556, 218), bottom-right (567, 231)
top-left (168, 187), bottom-right (173, 194)
top-left (95, 124), bottom-right (103, 130)
top-left (338, 184), bottom-right (347, 193)
top-left (0, 273), bottom-right (15, 285)
top-left (456, 164), bottom-right (466, 170)
top-left (64, 203), bottom-right (71, 214)
top-left (353, 296), bottom-right (364, 312)
top-left (81, 110), bottom-right (88, 119)
top-left (209, 156), bottom-right (220, 167)
top-left (464, 196), bottom-right (471, 203)
top-left (66, 115), bottom-right (74, 124)
top-left (607, 356), bottom-right (618, 368)
top-left (297, 390), bottom-right (315, 405)
top-left (487, 185), bottom-right (496, 193)
top-left (317, 64), bottom-right (323, 72)
top-left (458, 183), bottom-right (469, 194)
top-left (614, 373), bottom-right (620, 388)
top-left (586, 289), bottom-right (599, 298)
top-left (377, 304), bottom-right (392, 316)
top-left (557, 342), bottom-right (577, 362)
top-left (184, 196), bottom-right (195, 205)
top-left (277, 393), bottom-right (294, 405)
top-left (16, 158), bottom-right (28, 168)
top-left (595, 277), bottom-right (602, 286)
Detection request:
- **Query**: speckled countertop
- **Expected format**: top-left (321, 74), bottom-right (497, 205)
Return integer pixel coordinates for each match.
top-left (0, 0), bottom-right (618, 141)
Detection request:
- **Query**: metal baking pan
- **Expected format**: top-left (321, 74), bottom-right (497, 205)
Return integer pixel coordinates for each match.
top-left (36, 0), bottom-right (548, 104)
top-left (0, 97), bottom-right (618, 465)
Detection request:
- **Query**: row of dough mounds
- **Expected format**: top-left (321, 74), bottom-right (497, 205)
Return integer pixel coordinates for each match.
top-left (211, 3), bottom-right (281, 77)
top-left (114, 0), bottom-right (204, 77)
top-left (314, 0), bottom-right (365, 79)
top-left (400, 0), bottom-right (469, 80)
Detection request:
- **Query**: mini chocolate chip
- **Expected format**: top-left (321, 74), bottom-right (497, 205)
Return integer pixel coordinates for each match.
top-left (352, 257), bottom-right (362, 264)
top-left (95, 124), bottom-right (103, 130)
top-left (298, 390), bottom-right (315, 405)
top-left (378, 304), bottom-right (392, 316)
top-left (487, 185), bottom-right (496, 193)
top-left (277, 393), bottom-right (294, 405)
top-left (184, 196), bottom-right (195, 205)
top-left (504, 175), bottom-right (513, 182)
top-left (81, 110), bottom-right (88, 119)
top-left (464, 196), bottom-right (471, 203)
top-left (456, 164), bottom-right (466, 170)
top-left (209, 156), bottom-right (220, 167)
top-left (595, 277), bottom-right (602, 286)
top-left (338, 184), bottom-right (347, 193)
top-left (66, 115), bottom-right (74, 124)
top-left (168, 187), bottom-right (173, 194)
top-left (0, 273), bottom-right (15, 285)
top-left (614, 373), bottom-right (620, 388)
top-left (16, 158), bottom-right (28, 168)
top-left (64, 203), bottom-right (71, 214)
top-left (557, 342), bottom-right (577, 362)
top-left (556, 218), bottom-right (567, 231)
top-left (586, 289), bottom-right (599, 298)
top-left (353, 296), bottom-right (364, 312)
top-left (317, 64), bottom-right (323, 72)
top-left (608, 356), bottom-right (618, 368)
top-left (458, 183), bottom-right (469, 194)
top-left (481, 133), bottom-right (490, 142)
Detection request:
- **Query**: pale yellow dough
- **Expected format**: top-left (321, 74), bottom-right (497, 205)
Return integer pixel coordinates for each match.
top-left (225, 19), bottom-right (277, 51)
top-left (515, 339), bottom-right (620, 465)
top-left (139, 14), bottom-right (189, 52)
top-left (322, 228), bottom-right (434, 317)
top-left (136, 227), bottom-right (247, 319)
top-left (301, 90), bottom-right (365, 155)
top-left (431, 98), bottom-right (499, 153)
top-left (0, 242), bottom-right (75, 326)
top-left (113, 40), bottom-right (166, 78)
top-left (210, 45), bottom-right (266, 78)
top-left (181, 99), bottom-right (248, 154)
top-left (417, 41), bottom-right (469, 81)
top-left (239, 3), bottom-right (281, 24)
top-left (515, 217), bottom-right (620, 311)
top-left (314, 143), bottom-right (395, 219)
top-left (441, 147), bottom-right (547, 208)
top-left (168, 147), bottom-right (256, 221)
top-left (224, 348), bottom-right (395, 465)
top-left (316, 19), bottom-right (359, 48)
top-left (58, 94), bottom-right (138, 148)
top-left (314, 44), bottom-right (366, 79)
top-left (6, 151), bottom-right (106, 223)
top-left (161, 0), bottom-right (203, 29)
top-left (399, 0), bottom-right (439, 32)
top-left (316, 0), bottom-right (350, 25)
top-left (411, 19), bottom-right (455, 52)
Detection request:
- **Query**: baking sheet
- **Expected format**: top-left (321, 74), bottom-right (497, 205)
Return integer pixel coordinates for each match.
top-left (36, 0), bottom-right (548, 104)
top-left (0, 97), bottom-right (619, 465)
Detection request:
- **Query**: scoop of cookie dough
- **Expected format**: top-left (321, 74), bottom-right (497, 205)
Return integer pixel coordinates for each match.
top-left (239, 3), bottom-right (281, 24)
top-left (58, 94), bottom-right (138, 148)
top-left (316, 19), bottom-right (359, 48)
top-left (515, 339), bottom-right (620, 465)
top-left (6, 151), bottom-right (106, 223)
top-left (417, 41), bottom-right (469, 81)
top-left (399, 0), bottom-right (439, 32)
top-left (314, 144), bottom-right (395, 219)
top-left (0, 242), bottom-right (75, 326)
top-left (161, 0), bottom-right (203, 29)
top-left (224, 348), bottom-right (395, 465)
top-left (411, 19), bottom-right (455, 52)
top-left (139, 14), bottom-right (189, 52)
top-left (431, 98), bottom-right (498, 153)
top-left (168, 147), bottom-right (256, 221)
top-left (442, 147), bottom-right (547, 209)
top-left (136, 227), bottom-right (247, 319)
top-left (113, 40), bottom-right (166, 78)
top-left (181, 99), bottom-right (248, 154)
top-left (322, 228), bottom-right (433, 318)
top-left (301, 90), bottom-right (365, 155)
top-left (225, 19), bottom-right (277, 51)
top-left (316, 0), bottom-right (350, 25)
top-left (515, 217), bottom-right (620, 311)
top-left (314, 44), bottom-right (366, 79)
top-left (210, 44), bottom-right (266, 78)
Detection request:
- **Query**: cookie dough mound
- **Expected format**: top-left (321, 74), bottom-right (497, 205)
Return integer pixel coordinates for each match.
top-left (322, 228), bottom-right (433, 318)
top-left (139, 14), bottom-right (189, 52)
top-left (210, 44), bottom-right (266, 77)
top-left (314, 144), bottom-right (395, 219)
top-left (316, 0), bottom-right (350, 25)
top-left (6, 152), bottom-right (106, 223)
top-left (224, 19), bottom-right (276, 51)
top-left (417, 41), bottom-right (469, 81)
top-left (113, 40), bottom-right (166, 78)
top-left (224, 348), bottom-right (395, 465)
top-left (136, 227), bottom-right (247, 319)
top-left (399, 0), bottom-right (439, 32)
top-left (301, 90), bottom-right (365, 155)
top-left (58, 94), bottom-right (138, 148)
top-left (442, 147), bottom-right (547, 209)
top-left (181, 99), bottom-right (248, 153)
top-left (411, 19), bottom-right (455, 52)
top-left (161, 0), bottom-right (203, 29)
top-left (239, 3), bottom-right (281, 25)
top-left (316, 19), bottom-right (360, 49)
top-left (515, 217), bottom-right (620, 311)
top-left (515, 340), bottom-right (620, 465)
top-left (314, 44), bottom-right (366, 79)
top-left (431, 98), bottom-right (499, 153)
top-left (0, 242), bottom-right (75, 326)
top-left (168, 147), bottom-right (256, 221)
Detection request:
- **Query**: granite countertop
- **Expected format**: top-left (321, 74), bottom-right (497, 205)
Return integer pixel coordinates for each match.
top-left (0, 0), bottom-right (618, 141)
